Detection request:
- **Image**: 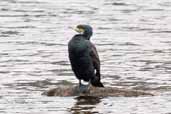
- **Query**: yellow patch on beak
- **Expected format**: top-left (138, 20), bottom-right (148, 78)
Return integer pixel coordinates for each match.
top-left (74, 27), bottom-right (84, 33)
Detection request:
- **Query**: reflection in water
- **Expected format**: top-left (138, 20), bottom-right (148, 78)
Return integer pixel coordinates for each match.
top-left (70, 96), bottom-right (101, 114)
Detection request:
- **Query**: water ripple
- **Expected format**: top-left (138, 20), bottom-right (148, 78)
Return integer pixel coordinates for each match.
top-left (0, 0), bottom-right (171, 113)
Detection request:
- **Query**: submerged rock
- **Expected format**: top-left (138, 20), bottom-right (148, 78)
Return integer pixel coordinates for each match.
top-left (42, 85), bottom-right (154, 97)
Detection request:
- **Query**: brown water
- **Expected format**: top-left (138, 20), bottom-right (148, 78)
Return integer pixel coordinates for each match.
top-left (0, 0), bottom-right (171, 114)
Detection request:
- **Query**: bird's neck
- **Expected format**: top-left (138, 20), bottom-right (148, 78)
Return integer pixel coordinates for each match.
top-left (74, 34), bottom-right (91, 40)
top-left (83, 34), bottom-right (91, 40)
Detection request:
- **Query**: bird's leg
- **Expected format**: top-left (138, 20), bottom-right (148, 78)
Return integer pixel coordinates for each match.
top-left (79, 80), bottom-right (84, 91)
top-left (78, 80), bottom-right (89, 93)
top-left (79, 80), bottom-right (82, 87)
top-left (86, 80), bottom-right (91, 90)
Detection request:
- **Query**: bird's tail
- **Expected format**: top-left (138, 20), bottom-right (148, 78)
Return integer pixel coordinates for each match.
top-left (91, 74), bottom-right (104, 87)
top-left (91, 80), bottom-right (104, 87)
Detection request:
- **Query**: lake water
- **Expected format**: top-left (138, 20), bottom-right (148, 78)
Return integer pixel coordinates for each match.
top-left (0, 0), bottom-right (171, 114)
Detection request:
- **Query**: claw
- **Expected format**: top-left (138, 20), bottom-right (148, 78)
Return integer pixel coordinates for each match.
top-left (78, 80), bottom-right (91, 93)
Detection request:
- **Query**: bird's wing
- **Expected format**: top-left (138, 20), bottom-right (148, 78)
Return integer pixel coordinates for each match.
top-left (89, 42), bottom-right (101, 77)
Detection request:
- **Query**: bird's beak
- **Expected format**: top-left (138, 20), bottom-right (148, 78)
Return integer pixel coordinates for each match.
top-left (74, 27), bottom-right (84, 34)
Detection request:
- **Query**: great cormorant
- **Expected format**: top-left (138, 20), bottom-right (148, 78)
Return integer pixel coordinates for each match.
top-left (68, 25), bottom-right (104, 89)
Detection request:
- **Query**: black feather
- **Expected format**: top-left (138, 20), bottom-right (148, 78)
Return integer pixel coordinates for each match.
top-left (68, 25), bottom-right (104, 87)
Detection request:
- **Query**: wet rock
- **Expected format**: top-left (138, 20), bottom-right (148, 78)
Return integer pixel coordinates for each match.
top-left (42, 85), bottom-right (154, 97)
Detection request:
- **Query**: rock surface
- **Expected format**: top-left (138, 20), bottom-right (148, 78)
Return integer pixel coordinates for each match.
top-left (42, 84), bottom-right (154, 97)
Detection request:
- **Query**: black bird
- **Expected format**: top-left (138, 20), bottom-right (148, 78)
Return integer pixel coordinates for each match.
top-left (68, 25), bottom-right (104, 89)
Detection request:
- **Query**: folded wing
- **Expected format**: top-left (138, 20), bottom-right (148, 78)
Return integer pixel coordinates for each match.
top-left (89, 42), bottom-right (101, 80)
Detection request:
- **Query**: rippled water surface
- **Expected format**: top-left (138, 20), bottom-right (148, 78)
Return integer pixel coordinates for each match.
top-left (0, 0), bottom-right (171, 114)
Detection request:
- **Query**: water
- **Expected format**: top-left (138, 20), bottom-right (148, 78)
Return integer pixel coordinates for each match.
top-left (0, 0), bottom-right (171, 113)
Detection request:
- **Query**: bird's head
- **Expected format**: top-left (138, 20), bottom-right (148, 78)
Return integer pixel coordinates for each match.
top-left (74, 24), bottom-right (93, 40)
